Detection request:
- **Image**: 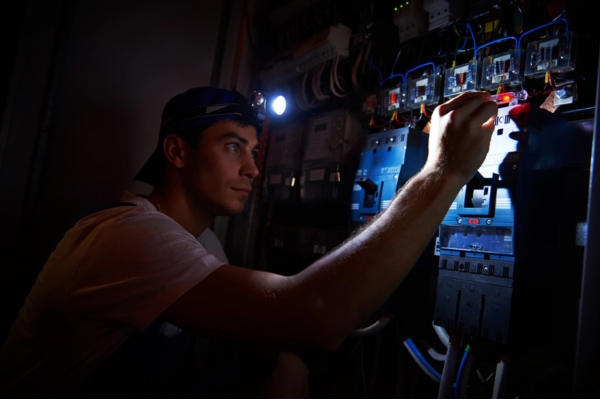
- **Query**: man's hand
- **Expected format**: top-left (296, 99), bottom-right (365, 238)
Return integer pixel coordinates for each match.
top-left (425, 91), bottom-right (498, 184)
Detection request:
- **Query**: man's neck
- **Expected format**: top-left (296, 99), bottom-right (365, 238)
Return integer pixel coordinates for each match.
top-left (149, 188), bottom-right (212, 237)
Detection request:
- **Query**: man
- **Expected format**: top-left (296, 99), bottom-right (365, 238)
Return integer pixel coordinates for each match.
top-left (0, 87), bottom-right (497, 396)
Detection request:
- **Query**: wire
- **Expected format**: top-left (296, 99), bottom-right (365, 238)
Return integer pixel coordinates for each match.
top-left (391, 46), bottom-right (406, 76)
top-left (455, 27), bottom-right (467, 54)
top-left (492, 353), bottom-right (510, 399)
top-left (517, 18), bottom-right (570, 48)
top-left (332, 56), bottom-right (347, 95)
top-left (351, 315), bottom-right (391, 336)
top-left (438, 335), bottom-right (460, 398)
top-left (312, 63), bottom-right (330, 101)
top-left (403, 338), bottom-right (442, 383)
top-left (417, 339), bottom-right (447, 362)
top-left (368, 59), bottom-right (383, 82)
top-left (467, 23), bottom-right (477, 54)
top-left (405, 62), bottom-right (437, 79)
top-left (329, 57), bottom-right (347, 98)
top-left (296, 72), bottom-right (321, 110)
top-left (474, 36), bottom-right (518, 58)
top-left (394, 112), bottom-right (410, 126)
top-left (369, 115), bottom-right (386, 129)
top-left (455, 344), bottom-right (472, 399)
top-left (351, 46), bottom-right (365, 95)
top-left (421, 103), bottom-right (432, 119)
top-left (433, 322), bottom-right (450, 349)
top-left (379, 73), bottom-right (405, 89)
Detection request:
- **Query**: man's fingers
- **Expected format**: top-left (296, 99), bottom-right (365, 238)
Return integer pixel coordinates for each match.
top-left (470, 100), bottom-right (499, 128)
top-left (437, 91), bottom-right (491, 116)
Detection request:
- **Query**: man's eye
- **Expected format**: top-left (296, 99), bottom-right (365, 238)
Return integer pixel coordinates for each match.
top-left (228, 143), bottom-right (239, 152)
top-left (251, 151), bottom-right (258, 160)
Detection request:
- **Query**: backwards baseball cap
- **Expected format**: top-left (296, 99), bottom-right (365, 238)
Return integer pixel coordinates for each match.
top-left (134, 86), bottom-right (263, 186)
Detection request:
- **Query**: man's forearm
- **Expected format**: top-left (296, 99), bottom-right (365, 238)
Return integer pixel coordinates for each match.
top-left (293, 165), bottom-right (464, 347)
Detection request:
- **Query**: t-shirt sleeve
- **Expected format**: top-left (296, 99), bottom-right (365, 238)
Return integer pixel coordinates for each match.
top-left (64, 208), bottom-right (225, 332)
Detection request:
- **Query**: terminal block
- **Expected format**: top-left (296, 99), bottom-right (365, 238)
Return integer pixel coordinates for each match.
top-left (361, 93), bottom-right (378, 117)
top-left (481, 49), bottom-right (522, 91)
top-left (380, 84), bottom-right (408, 115)
top-left (524, 32), bottom-right (576, 78)
top-left (407, 74), bottom-right (441, 109)
top-left (444, 60), bottom-right (479, 98)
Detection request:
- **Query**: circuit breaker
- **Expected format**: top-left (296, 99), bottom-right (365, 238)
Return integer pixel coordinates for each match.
top-left (433, 103), bottom-right (530, 343)
top-left (351, 127), bottom-right (428, 226)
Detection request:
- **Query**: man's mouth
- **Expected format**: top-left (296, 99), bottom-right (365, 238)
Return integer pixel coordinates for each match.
top-left (232, 187), bottom-right (252, 197)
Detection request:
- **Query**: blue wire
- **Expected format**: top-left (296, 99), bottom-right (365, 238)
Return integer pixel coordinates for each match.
top-left (379, 73), bottom-right (405, 89)
top-left (368, 60), bottom-right (384, 81)
top-left (467, 23), bottom-right (477, 54)
top-left (517, 18), bottom-right (570, 48)
top-left (474, 36), bottom-right (518, 58)
top-left (405, 338), bottom-right (443, 381)
top-left (405, 62), bottom-right (437, 79)
top-left (457, 25), bottom-right (468, 52)
top-left (455, 345), bottom-right (471, 399)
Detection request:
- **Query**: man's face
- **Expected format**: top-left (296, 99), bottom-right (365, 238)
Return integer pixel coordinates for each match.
top-left (182, 119), bottom-right (260, 217)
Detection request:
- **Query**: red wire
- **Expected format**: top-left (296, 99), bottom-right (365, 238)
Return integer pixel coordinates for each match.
top-left (394, 112), bottom-right (412, 126)
top-left (370, 115), bottom-right (386, 129)
top-left (421, 105), bottom-right (431, 119)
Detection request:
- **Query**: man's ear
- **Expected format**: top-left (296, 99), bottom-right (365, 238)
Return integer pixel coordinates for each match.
top-left (163, 133), bottom-right (188, 169)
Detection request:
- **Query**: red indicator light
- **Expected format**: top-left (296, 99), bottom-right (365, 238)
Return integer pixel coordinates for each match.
top-left (389, 92), bottom-right (398, 104)
top-left (468, 218), bottom-right (480, 225)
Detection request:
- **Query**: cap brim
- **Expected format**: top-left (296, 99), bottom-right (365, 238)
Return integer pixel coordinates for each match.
top-left (133, 146), bottom-right (165, 186)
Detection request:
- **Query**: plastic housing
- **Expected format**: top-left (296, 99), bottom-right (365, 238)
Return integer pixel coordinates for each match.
top-left (407, 74), bottom-right (441, 109)
top-left (444, 60), bottom-right (479, 98)
top-left (480, 49), bottom-right (522, 91)
top-left (524, 32), bottom-right (576, 78)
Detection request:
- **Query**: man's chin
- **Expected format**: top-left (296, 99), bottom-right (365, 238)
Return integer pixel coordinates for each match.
top-left (216, 202), bottom-right (247, 216)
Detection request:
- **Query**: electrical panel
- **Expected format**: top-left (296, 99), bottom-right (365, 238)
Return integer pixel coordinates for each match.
top-left (255, 1), bottom-right (598, 396)
top-left (262, 122), bottom-right (305, 203)
top-left (299, 109), bottom-right (365, 203)
top-left (351, 127), bottom-right (428, 225)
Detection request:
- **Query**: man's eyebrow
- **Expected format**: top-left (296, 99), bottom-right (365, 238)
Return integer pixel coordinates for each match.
top-left (223, 132), bottom-right (260, 151)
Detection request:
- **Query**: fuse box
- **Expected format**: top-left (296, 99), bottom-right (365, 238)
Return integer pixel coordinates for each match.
top-left (480, 49), bottom-right (522, 91)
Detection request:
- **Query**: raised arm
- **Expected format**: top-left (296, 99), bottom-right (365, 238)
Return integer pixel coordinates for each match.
top-left (165, 91), bottom-right (498, 351)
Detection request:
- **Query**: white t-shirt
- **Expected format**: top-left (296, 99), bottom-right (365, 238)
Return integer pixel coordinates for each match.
top-left (0, 193), bottom-right (225, 396)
